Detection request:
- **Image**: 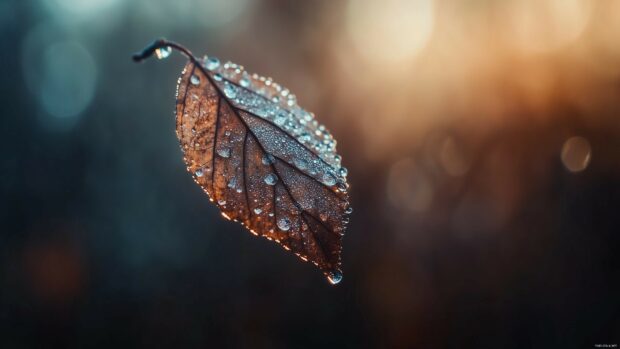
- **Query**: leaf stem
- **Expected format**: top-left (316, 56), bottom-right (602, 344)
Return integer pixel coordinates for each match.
top-left (132, 38), bottom-right (200, 65)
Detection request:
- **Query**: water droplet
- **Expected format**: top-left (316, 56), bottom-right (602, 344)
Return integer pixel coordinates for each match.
top-left (277, 218), bottom-right (291, 231)
top-left (239, 76), bottom-right (251, 88)
top-left (213, 73), bottom-right (223, 81)
top-left (224, 83), bottom-right (237, 99)
top-left (227, 177), bottom-right (237, 189)
top-left (338, 167), bottom-right (348, 177)
top-left (195, 168), bottom-right (204, 177)
top-left (274, 110), bottom-right (288, 126)
top-left (155, 46), bottom-right (171, 59)
top-left (190, 74), bottom-right (200, 85)
top-left (262, 153), bottom-right (275, 165)
top-left (218, 199), bottom-right (227, 206)
top-left (327, 271), bottom-right (342, 285)
top-left (345, 206), bottom-right (353, 214)
top-left (236, 188), bottom-right (243, 193)
top-left (217, 148), bottom-right (231, 158)
top-left (268, 213), bottom-right (274, 217)
top-left (205, 57), bottom-right (220, 71)
top-left (294, 158), bottom-right (308, 170)
top-left (264, 173), bottom-right (278, 186)
top-left (322, 173), bottom-right (336, 186)
top-left (253, 208), bottom-right (263, 214)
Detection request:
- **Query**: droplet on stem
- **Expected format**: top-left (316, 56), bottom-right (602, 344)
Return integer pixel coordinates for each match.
top-left (155, 46), bottom-right (171, 59)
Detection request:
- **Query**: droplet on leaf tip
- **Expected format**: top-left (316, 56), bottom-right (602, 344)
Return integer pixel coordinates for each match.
top-left (322, 173), bottom-right (336, 186)
top-left (327, 271), bottom-right (342, 285)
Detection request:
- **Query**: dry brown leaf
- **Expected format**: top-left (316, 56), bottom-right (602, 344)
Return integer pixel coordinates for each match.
top-left (134, 40), bottom-right (351, 284)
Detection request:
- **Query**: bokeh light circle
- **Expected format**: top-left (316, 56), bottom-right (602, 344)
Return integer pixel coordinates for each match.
top-left (346, 0), bottom-right (434, 64)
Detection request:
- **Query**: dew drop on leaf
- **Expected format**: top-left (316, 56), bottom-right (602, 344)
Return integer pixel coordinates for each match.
top-left (217, 148), bottom-right (231, 158)
top-left (190, 74), bottom-right (200, 85)
top-left (264, 173), bottom-right (278, 185)
top-left (277, 217), bottom-right (291, 231)
top-left (205, 56), bottom-right (220, 71)
top-left (239, 76), bottom-right (251, 88)
top-left (262, 153), bottom-right (275, 165)
top-left (224, 83), bottom-right (237, 98)
top-left (294, 158), bottom-right (308, 170)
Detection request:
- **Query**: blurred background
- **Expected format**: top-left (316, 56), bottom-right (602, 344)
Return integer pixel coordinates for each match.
top-left (1, 0), bottom-right (620, 347)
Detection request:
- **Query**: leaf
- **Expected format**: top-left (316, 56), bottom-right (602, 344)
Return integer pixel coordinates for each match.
top-left (133, 40), bottom-right (351, 284)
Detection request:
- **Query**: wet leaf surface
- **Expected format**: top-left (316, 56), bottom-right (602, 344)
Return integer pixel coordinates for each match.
top-left (158, 44), bottom-right (351, 283)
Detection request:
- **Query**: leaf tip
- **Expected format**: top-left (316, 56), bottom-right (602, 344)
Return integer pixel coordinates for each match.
top-left (132, 38), bottom-right (169, 63)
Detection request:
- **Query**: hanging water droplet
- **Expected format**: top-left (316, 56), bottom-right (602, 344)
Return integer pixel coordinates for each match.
top-left (264, 173), bottom-right (278, 186)
top-left (268, 212), bottom-right (274, 217)
top-left (218, 199), bottom-right (227, 206)
top-left (277, 217), bottom-right (291, 231)
top-left (338, 167), bottom-right (348, 177)
top-left (345, 206), bottom-right (353, 214)
top-left (322, 173), bottom-right (336, 186)
top-left (205, 56), bottom-right (220, 71)
top-left (262, 153), bottom-right (275, 165)
top-left (224, 83), bottom-right (237, 98)
top-left (294, 158), bottom-right (308, 170)
top-left (227, 177), bottom-right (237, 189)
top-left (195, 168), bottom-right (204, 177)
top-left (327, 270), bottom-right (343, 285)
top-left (217, 148), bottom-right (231, 158)
top-left (213, 73), bottom-right (223, 81)
top-left (155, 46), bottom-right (171, 59)
top-left (190, 74), bottom-right (200, 85)
top-left (253, 208), bottom-right (263, 214)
